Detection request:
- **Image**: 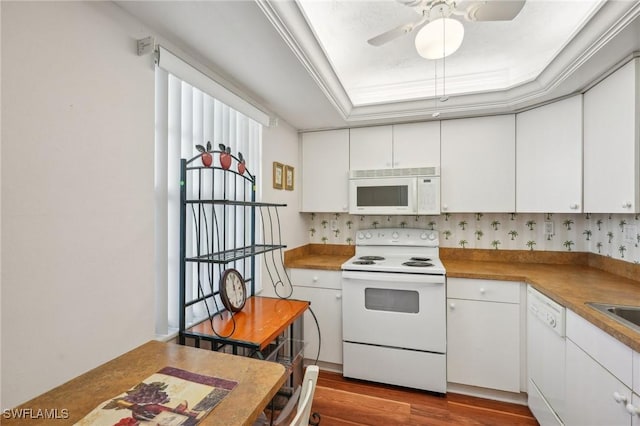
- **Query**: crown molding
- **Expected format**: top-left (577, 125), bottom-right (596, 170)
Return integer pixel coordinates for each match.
top-left (261, 0), bottom-right (640, 129)
top-left (255, 0), bottom-right (353, 119)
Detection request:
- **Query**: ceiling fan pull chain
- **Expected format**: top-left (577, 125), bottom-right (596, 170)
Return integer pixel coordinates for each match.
top-left (432, 57), bottom-right (440, 118)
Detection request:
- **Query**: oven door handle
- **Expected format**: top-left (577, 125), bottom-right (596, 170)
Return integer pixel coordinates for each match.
top-left (342, 270), bottom-right (445, 284)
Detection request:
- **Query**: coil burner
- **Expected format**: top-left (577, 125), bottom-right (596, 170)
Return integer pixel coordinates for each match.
top-left (358, 256), bottom-right (385, 261)
top-left (402, 261), bottom-right (434, 267)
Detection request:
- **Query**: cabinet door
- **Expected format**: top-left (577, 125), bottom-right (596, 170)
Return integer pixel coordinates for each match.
top-left (634, 351), bottom-right (640, 395)
top-left (301, 129), bottom-right (349, 212)
top-left (516, 95), bottom-right (583, 213)
top-left (441, 115), bottom-right (516, 212)
top-left (292, 285), bottom-right (343, 365)
top-left (565, 339), bottom-right (632, 426)
top-left (392, 121), bottom-right (440, 168)
top-left (447, 298), bottom-right (520, 392)
top-left (349, 126), bottom-right (392, 170)
top-left (584, 58), bottom-right (639, 213)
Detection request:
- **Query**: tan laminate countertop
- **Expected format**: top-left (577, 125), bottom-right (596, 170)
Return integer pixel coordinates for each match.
top-left (284, 245), bottom-right (640, 353)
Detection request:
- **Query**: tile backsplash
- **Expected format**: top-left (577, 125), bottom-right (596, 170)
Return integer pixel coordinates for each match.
top-left (305, 212), bottom-right (640, 264)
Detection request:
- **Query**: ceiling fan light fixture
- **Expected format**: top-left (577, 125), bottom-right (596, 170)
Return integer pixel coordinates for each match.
top-left (414, 17), bottom-right (464, 59)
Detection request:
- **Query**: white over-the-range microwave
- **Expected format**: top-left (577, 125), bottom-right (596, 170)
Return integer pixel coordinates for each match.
top-left (348, 167), bottom-right (440, 215)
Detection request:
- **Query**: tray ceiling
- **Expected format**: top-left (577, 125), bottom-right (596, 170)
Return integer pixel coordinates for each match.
top-left (296, 0), bottom-right (602, 106)
top-left (117, 1), bottom-right (640, 130)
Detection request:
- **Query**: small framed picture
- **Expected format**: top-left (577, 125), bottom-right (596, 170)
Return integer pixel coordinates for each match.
top-left (284, 165), bottom-right (294, 191)
top-left (273, 162), bottom-right (284, 189)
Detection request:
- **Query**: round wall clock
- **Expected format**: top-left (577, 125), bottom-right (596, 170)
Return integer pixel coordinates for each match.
top-left (220, 268), bottom-right (247, 313)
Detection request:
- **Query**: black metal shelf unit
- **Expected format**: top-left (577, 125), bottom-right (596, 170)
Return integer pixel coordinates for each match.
top-left (178, 151), bottom-right (286, 346)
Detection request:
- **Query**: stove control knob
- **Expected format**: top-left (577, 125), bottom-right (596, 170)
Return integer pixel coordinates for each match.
top-left (392, 232), bottom-right (399, 239)
top-left (365, 232), bottom-right (372, 239)
top-left (357, 232), bottom-right (365, 240)
top-left (427, 232), bottom-right (436, 240)
top-left (420, 232), bottom-right (428, 240)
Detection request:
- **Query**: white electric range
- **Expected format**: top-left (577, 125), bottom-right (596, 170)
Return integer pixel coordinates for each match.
top-left (341, 228), bottom-right (447, 393)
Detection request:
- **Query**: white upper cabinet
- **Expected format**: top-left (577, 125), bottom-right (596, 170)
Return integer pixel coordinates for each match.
top-left (349, 122), bottom-right (440, 170)
top-left (301, 129), bottom-right (349, 213)
top-left (516, 95), bottom-right (583, 213)
top-left (441, 115), bottom-right (516, 212)
top-left (584, 58), bottom-right (640, 213)
top-left (349, 126), bottom-right (393, 170)
top-left (392, 121), bottom-right (441, 168)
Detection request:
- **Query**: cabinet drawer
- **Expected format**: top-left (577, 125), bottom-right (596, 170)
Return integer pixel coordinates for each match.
top-left (567, 309), bottom-right (633, 388)
top-left (290, 268), bottom-right (342, 290)
top-left (447, 278), bottom-right (520, 303)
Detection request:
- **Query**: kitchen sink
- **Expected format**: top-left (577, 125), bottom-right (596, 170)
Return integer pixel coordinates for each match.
top-left (587, 302), bottom-right (640, 333)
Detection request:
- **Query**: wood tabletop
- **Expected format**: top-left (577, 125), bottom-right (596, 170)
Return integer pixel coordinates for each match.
top-left (2, 340), bottom-right (286, 425)
top-left (186, 296), bottom-right (309, 350)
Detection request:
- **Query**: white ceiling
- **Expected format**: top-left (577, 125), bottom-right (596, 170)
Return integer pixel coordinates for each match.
top-left (117, 0), bottom-right (640, 131)
top-left (296, 0), bottom-right (602, 105)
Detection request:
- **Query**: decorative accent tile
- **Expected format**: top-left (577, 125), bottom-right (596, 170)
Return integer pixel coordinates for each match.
top-left (305, 212), bottom-right (640, 264)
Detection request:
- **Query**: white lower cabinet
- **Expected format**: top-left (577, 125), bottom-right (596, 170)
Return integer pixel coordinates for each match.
top-left (565, 338), bottom-right (632, 425)
top-left (289, 269), bottom-right (343, 365)
top-left (634, 351), bottom-right (640, 395)
top-left (447, 278), bottom-right (522, 392)
top-left (632, 393), bottom-right (640, 426)
top-left (564, 309), bottom-right (636, 425)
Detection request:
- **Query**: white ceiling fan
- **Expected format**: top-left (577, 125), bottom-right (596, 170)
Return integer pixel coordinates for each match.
top-left (368, 0), bottom-right (526, 59)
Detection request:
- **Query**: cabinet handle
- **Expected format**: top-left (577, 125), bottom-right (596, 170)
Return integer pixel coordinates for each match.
top-left (336, 293), bottom-right (342, 299)
top-left (342, 205), bottom-right (348, 211)
top-left (312, 276), bottom-right (319, 282)
top-left (449, 302), bottom-right (455, 309)
top-left (613, 392), bottom-right (627, 404)
top-left (626, 403), bottom-right (639, 416)
top-left (442, 204), bottom-right (448, 211)
top-left (623, 202), bottom-right (632, 209)
top-left (570, 204), bottom-right (579, 210)
top-left (479, 288), bottom-right (486, 295)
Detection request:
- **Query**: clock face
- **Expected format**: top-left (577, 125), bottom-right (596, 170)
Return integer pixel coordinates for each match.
top-left (221, 269), bottom-right (246, 312)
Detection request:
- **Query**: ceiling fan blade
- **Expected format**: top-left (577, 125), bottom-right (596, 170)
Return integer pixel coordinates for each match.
top-left (367, 16), bottom-right (427, 46)
top-left (464, 0), bottom-right (526, 22)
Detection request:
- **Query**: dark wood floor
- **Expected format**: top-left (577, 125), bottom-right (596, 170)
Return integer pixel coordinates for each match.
top-left (310, 371), bottom-right (539, 425)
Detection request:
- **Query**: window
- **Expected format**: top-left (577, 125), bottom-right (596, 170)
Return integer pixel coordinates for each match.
top-left (155, 52), bottom-right (263, 337)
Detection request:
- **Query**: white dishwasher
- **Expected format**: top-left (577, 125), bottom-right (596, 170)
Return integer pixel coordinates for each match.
top-left (527, 285), bottom-right (566, 426)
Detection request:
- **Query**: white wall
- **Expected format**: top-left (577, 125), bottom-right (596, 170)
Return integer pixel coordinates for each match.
top-left (259, 121), bottom-right (306, 295)
top-left (1, 2), bottom-right (155, 408)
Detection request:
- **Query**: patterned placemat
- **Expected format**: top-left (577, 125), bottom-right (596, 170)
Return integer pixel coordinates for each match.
top-left (74, 367), bottom-right (238, 425)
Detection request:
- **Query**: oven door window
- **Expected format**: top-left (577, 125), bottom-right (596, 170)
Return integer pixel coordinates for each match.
top-left (365, 288), bottom-right (419, 313)
top-left (357, 185), bottom-right (408, 207)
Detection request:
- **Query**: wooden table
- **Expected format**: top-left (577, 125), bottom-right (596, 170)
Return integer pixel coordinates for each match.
top-left (3, 340), bottom-right (287, 425)
top-left (185, 296), bottom-right (310, 354)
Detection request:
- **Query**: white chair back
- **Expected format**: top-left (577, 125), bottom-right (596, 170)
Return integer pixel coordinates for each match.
top-left (289, 365), bottom-right (319, 426)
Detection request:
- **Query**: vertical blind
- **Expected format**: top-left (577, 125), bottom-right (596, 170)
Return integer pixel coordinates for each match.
top-left (155, 62), bottom-right (262, 336)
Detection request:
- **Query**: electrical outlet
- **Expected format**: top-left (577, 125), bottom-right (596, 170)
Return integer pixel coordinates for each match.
top-left (330, 219), bottom-right (338, 231)
top-left (544, 221), bottom-right (554, 236)
top-left (623, 224), bottom-right (637, 244)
